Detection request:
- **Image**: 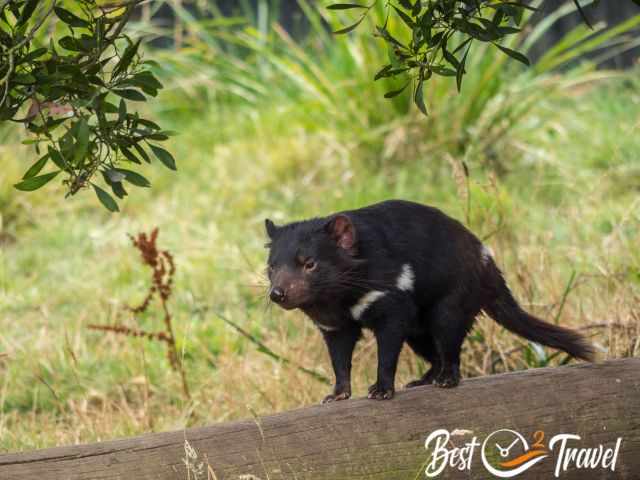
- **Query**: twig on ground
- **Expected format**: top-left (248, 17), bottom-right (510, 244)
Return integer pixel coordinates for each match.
top-left (209, 309), bottom-right (331, 386)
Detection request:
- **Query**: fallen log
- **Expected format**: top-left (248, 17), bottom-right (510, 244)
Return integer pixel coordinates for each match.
top-left (1, 358), bottom-right (639, 480)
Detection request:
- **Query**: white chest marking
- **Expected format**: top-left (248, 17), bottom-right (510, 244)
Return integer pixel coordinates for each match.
top-left (481, 245), bottom-right (493, 265)
top-left (314, 321), bottom-right (339, 332)
top-left (350, 290), bottom-right (386, 321)
top-left (396, 263), bottom-right (415, 292)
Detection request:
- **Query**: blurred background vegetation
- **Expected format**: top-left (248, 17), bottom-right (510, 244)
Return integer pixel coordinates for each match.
top-left (1, 0), bottom-right (639, 453)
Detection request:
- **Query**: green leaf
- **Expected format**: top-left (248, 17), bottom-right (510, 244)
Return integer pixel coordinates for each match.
top-left (494, 43), bottom-right (530, 66)
top-left (102, 171), bottom-right (128, 199)
top-left (149, 144), bottom-right (177, 171)
top-left (12, 73), bottom-right (36, 84)
top-left (18, 47), bottom-right (48, 64)
top-left (18, 0), bottom-right (40, 26)
top-left (14, 171), bottom-right (60, 192)
top-left (122, 71), bottom-right (164, 96)
top-left (54, 7), bottom-right (89, 28)
top-left (115, 169), bottom-right (151, 188)
top-left (47, 146), bottom-right (67, 170)
top-left (113, 38), bottom-right (141, 78)
top-left (442, 46), bottom-right (460, 70)
top-left (431, 65), bottom-right (456, 76)
top-left (58, 36), bottom-right (82, 51)
top-left (376, 25), bottom-right (405, 48)
top-left (391, 5), bottom-right (415, 28)
top-left (382, 67), bottom-right (410, 78)
top-left (412, 0), bottom-right (423, 16)
top-left (73, 118), bottom-right (90, 165)
top-left (93, 184), bottom-right (119, 212)
top-left (136, 118), bottom-right (161, 130)
top-left (492, 8), bottom-right (505, 27)
top-left (111, 181), bottom-right (128, 199)
top-left (133, 143), bottom-right (151, 163)
top-left (23, 154), bottom-right (50, 179)
top-left (139, 72), bottom-right (163, 90)
top-left (118, 99), bottom-right (127, 122)
top-left (497, 26), bottom-right (521, 35)
top-left (374, 64), bottom-right (393, 80)
top-left (327, 3), bottom-right (369, 10)
top-left (106, 170), bottom-right (126, 183)
top-left (120, 146), bottom-right (141, 164)
top-left (384, 81), bottom-right (410, 98)
top-left (456, 44), bottom-right (471, 92)
top-left (142, 59), bottom-right (161, 68)
top-left (101, 102), bottom-right (119, 114)
top-left (333, 14), bottom-right (367, 34)
top-left (414, 80), bottom-right (427, 116)
top-left (113, 89), bottom-right (146, 102)
top-left (146, 132), bottom-right (169, 141)
top-left (0, 101), bottom-right (19, 121)
top-left (453, 37), bottom-right (472, 55)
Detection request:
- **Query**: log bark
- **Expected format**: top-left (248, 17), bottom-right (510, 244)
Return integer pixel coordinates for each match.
top-left (1, 358), bottom-right (639, 480)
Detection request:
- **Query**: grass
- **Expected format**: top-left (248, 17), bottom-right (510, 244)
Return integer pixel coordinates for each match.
top-left (1, 4), bottom-right (640, 454)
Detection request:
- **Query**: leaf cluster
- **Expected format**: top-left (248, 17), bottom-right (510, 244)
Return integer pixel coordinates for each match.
top-left (1, 0), bottom-right (175, 210)
top-left (328, 0), bottom-right (639, 115)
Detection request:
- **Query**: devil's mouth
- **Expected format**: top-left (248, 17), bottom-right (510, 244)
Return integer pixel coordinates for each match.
top-left (276, 301), bottom-right (298, 310)
top-left (272, 296), bottom-right (312, 310)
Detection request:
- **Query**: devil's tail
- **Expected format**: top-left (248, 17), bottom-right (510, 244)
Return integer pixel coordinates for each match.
top-left (484, 263), bottom-right (595, 362)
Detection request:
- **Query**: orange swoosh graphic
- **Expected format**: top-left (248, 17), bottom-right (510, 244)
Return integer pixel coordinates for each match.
top-left (499, 449), bottom-right (548, 468)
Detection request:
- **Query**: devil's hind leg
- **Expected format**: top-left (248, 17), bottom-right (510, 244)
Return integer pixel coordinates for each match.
top-left (405, 334), bottom-right (441, 388)
top-left (429, 294), bottom-right (478, 388)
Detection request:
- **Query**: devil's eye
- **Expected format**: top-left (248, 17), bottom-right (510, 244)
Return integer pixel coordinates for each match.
top-left (303, 259), bottom-right (317, 272)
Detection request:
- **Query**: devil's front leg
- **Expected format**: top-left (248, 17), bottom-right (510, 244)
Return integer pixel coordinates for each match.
top-left (368, 301), bottom-right (415, 400)
top-left (320, 323), bottom-right (361, 404)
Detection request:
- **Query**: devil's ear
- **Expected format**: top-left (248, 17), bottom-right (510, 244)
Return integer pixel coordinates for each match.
top-left (265, 219), bottom-right (278, 239)
top-left (325, 214), bottom-right (356, 253)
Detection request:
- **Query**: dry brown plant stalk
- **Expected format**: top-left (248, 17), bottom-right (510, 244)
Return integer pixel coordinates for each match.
top-left (89, 228), bottom-right (190, 400)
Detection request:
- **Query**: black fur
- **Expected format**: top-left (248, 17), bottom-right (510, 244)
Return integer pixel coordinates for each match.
top-left (264, 200), bottom-right (594, 403)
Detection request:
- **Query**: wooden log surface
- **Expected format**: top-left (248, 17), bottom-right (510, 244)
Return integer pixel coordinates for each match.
top-left (1, 358), bottom-right (639, 480)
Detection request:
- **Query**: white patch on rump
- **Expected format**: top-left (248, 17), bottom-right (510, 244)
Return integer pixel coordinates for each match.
top-left (481, 245), bottom-right (494, 265)
top-left (396, 263), bottom-right (415, 292)
top-left (350, 290), bottom-right (386, 321)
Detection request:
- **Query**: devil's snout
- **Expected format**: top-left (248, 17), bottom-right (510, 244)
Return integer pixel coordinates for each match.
top-left (269, 287), bottom-right (286, 303)
top-left (268, 268), bottom-right (309, 309)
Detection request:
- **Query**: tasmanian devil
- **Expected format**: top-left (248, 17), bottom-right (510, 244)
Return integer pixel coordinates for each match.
top-left (264, 200), bottom-right (594, 403)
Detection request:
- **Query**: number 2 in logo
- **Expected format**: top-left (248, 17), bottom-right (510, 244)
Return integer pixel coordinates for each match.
top-left (532, 430), bottom-right (546, 450)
